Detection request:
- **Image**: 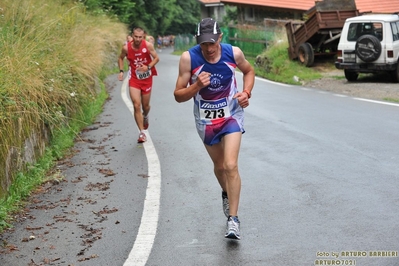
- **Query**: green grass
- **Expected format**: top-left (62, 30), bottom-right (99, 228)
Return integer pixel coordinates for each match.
top-left (249, 39), bottom-right (323, 84)
top-left (332, 75), bottom-right (347, 80)
top-left (0, 0), bottom-right (127, 232)
top-left (0, 79), bottom-right (109, 230)
top-left (0, 80), bottom-right (108, 229)
top-left (383, 97), bottom-right (399, 103)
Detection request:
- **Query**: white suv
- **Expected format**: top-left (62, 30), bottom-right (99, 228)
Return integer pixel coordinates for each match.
top-left (335, 14), bottom-right (399, 82)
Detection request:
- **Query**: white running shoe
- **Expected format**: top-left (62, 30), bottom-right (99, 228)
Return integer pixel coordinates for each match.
top-left (225, 216), bottom-right (241, 240)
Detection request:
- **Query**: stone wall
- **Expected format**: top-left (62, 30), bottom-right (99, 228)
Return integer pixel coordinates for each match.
top-left (1, 123), bottom-right (50, 197)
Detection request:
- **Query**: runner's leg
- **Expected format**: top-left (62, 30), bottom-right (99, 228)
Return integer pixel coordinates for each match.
top-left (205, 132), bottom-right (242, 216)
top-left (205, 142), bottom-right (226, 191)
top-left (141, 91), bottom-right (151, 117)
top-left (129, 86), bottom-right (144, 131)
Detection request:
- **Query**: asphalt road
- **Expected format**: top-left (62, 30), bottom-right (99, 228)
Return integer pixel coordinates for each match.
top-left (1, 47), bottom-right (399, 266)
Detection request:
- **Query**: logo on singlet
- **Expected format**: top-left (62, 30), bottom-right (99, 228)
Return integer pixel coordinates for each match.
top-left (208, 73), bottom-right (224, 92)
top-left (200, 98), bottom-right (227, 109)
top-left (199, 98), bottom-right (230, 121)
top-left (134, 58), bottom-right (148, 68)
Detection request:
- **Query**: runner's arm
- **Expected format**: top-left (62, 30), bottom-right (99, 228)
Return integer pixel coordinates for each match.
top-left (174, 51), bottom-right (210, 103)
top-left (232, 46), bottom-right (255, 108)
top-left (147, 41), bottom-right (159, 69)
top-left (118, 44), bottom-right (128, 81)
top-left (234, 46), bottom-right (255, 97)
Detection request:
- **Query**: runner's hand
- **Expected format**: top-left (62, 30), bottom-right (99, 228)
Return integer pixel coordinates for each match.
top-left (196, 71), bottom-right (211, 88)
top-left (138, 65), bottom-right (148, 72)
top-left (233, 92), bottom-right (249, 108)
top-left (118, 72), bottom-right (124, 81)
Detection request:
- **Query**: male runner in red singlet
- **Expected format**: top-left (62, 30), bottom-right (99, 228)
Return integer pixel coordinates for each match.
top-left (118, 27), bottom-right (159, 143)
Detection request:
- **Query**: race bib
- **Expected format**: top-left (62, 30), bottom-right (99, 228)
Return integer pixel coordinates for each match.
top-left (136, 69), bottom-right (152, 80)
top-left (199, 98), bottom-right (231, 121)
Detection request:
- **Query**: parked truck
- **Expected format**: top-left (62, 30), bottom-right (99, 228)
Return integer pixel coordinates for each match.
top-left (285, 0), bottom-right (359, 66)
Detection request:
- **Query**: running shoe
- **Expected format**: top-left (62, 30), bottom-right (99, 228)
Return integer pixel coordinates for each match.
top-left (137, 132), bottom-right (146, 143)
top-left (225, 216), bottom-right (241, 240)
top-left (222, 191), bottom-right (229, 218)
top-left (143, 114), bottom-right (149, 130)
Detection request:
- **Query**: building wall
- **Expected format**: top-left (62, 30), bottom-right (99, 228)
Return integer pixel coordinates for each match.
top-left (200, 4), bottom-right (226, 21)
top-left (237, 5), bottom-right (304, 25)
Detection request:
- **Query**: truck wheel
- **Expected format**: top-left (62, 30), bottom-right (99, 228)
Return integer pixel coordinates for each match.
top-left (355, 35), bottom-right (381, 62)
top-left (390, 62), bottom-right (399, 83)
top-left (344, 70), bottom-right (358, 81)
top-left (298, 42), bottom-right (314, 67)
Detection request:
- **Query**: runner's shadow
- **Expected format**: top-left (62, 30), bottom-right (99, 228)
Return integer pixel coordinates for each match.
top-left (225, 239), bottom-right (241, 251)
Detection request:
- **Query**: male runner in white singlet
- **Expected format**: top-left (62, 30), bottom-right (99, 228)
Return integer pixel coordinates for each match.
top-left (174, 18), bottom-right (255, 240)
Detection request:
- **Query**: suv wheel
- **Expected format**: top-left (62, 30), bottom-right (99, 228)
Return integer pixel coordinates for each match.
top-left (390, 62), bottom-right (399, 83)
top-left (298, 42), bottom-right (314, 67)
top-left (355, 35), bottom-right (382, 62)
top-left (344, 70), bottom-right (359, 81)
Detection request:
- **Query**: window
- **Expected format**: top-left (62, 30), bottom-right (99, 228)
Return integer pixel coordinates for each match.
top-left (347, 22), bottom-right (383, 41)
top-left (391, 22), bottom-right (399, 41)
top-left (347, 23), bottom-right (359, 41)
top-left (244, 7), bottom-right (255, 21)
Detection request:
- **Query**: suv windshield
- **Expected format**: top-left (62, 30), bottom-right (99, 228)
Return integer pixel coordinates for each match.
top-left (347, 22), bottom-right (383, 41)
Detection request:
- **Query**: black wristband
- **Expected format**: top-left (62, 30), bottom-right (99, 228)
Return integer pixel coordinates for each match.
top-left (120, 70), bottom-right (124, 73)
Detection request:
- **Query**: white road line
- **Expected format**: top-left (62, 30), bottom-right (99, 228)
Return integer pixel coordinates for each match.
top-left (353, 97), bottom-right (399, 107)
top-left (301, 86), bottom-right (399, 107)
top-left (333, 94), bottom-right (348, 98)
top-left (120, 78), bottom-right (161, 266)
top-left (242, 70), bottom-right (398, 107)
top-left (236, 71), bottom-right (292, 87)
top-left (254, 75), bottom-right (292, 87)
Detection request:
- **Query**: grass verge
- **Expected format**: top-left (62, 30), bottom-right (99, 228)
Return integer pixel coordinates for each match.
top-left (383, 97), bottom-right (399, 103)
top-left (0, 72), bottom-right (109, 232)
top-left (0, 0), bottom-right (126, 232)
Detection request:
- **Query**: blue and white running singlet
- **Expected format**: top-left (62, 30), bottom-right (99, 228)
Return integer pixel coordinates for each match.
top-left (188, 43), bottom-right (245, 145)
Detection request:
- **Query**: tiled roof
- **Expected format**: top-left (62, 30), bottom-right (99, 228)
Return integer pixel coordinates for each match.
top-left (216, 0), bottom-right (399, 13)
top-left (199, 0), bottom-right (223, 4)
top-left (356, 0), bottom-right (399, 13)
top-left (220, 0), bottom-right (315, 11)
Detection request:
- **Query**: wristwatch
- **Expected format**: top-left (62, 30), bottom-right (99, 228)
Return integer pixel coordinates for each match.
top-left (148, 65), bottom-right (151, 70)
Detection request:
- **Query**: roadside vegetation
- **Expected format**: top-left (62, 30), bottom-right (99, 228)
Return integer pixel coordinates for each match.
top-left (248, 38), bottom-right (323, 84)
top-left (0, 0), bottom-right (127, 231)
top-left (384, 97), bottom-right (399, 103)
top-left (81, 0), bottom-right (201, 37)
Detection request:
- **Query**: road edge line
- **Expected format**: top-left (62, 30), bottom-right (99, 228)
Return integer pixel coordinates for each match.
top-left (121, 78), bottom-right (161, 266)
